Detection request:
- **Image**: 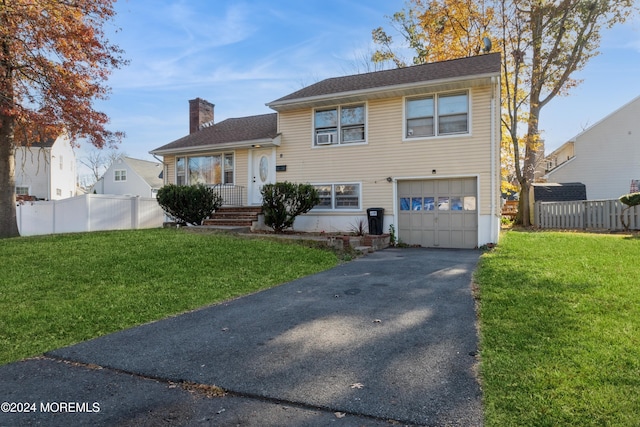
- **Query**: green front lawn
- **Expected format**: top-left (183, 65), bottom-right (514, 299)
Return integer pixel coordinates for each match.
top-left (0, 229), bottom-right (338, 365)
top-left (476, 230), bottom-right (640, 426)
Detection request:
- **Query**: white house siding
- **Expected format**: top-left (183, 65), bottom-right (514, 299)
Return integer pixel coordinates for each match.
top-left (546, 96), bottom-right (640, 200)
top-left (95, 158), bottom-right (151, 196)
top-left (49, 137), bottom-right (77, 199)
top-left (14, 136), bottom-right (76, 200)
top-left (14, 147), bottom-right (51, 199)
top-left (275, 85), bottom-right (500, 246)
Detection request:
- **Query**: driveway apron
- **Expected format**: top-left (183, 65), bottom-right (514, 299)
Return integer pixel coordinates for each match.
top-left (1, 248), bottom-right (482, 426)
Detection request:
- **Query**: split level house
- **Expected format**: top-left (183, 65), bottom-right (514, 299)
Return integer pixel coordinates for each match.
top-left (92, 156), bottom-right (164, 198)
top-left (15, 135), bottom-right (77, 200)
top-left (545, 94), bottom-right (640, 200)
top-left (150, 53), bottom-right (502, 249)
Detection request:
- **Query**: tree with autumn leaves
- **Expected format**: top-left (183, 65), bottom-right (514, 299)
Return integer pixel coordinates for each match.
top-left (0, 0), bottom-right (126, 238)
top-left (373, 0), bottom-right (636, 225)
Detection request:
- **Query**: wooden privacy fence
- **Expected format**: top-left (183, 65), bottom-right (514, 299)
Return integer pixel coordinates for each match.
top-left (534, 199), bottom-right (640, 231)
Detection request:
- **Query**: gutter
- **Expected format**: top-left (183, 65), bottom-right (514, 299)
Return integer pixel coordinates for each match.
top-left (150, 136), bottom-right (280, 156)
top-left (490, 75), bottom-right (498, 243)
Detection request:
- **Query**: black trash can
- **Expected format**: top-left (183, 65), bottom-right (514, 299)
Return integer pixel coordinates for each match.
top-left (367, 208), bottom-right (384, 235)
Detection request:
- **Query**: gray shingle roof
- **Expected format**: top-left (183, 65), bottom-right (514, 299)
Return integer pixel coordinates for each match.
top-left (151, 113), bottom-right (278, 154)
top-left (268, 52), bottom-right (501, 107)
top-left (123, 157), bottom-right (164, 189)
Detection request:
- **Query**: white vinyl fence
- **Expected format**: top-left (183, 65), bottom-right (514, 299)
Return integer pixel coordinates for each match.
top-left (534, 199), bottom-right (640, 231)
top-left (17, 194), bottom-right (165, 236)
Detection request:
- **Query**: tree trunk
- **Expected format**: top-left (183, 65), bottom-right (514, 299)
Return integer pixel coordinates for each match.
top-left (0, 116), bottom-right (19, 238)
top-left (518, 179), bottom-right (531, 226)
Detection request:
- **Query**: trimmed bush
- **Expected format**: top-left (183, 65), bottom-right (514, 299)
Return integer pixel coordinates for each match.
top-left (620, 192), bottom-right (640, 207)
top-left (261, 182), bottom-right (320, 233)
top-left (157, 184), bottom-right (222, 226)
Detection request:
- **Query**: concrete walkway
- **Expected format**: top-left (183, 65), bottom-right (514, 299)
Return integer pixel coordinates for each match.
top-left (0, 248), bottom-right (482, 426)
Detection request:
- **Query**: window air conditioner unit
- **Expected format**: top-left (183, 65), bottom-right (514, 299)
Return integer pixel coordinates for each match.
top-left (316, 132), bottom-right (336, 145)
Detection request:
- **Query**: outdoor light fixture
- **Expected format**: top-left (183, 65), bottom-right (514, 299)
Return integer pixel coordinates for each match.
top-left (386, 177), bottom-right (393, 182)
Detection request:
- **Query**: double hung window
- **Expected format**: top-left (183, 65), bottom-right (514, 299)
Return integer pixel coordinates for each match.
top-left (313, 183), bottom-right (361, 210)
top-left (314, 104), bottom-right (365, 146)
top-left (114, 170), bottom-right (127, 181)
top-left (406, 92), bottom-right (468, 138)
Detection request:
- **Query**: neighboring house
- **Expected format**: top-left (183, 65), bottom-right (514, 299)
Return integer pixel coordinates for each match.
top-left (151, 54), bottom-right (502, 249)
top-left (545, 95), bottom-right (640, 200)
top-left (92, 156), bottom-right (164, 197)
top-left (544, 141), bottom-right (574, 172)
top-left (14, 135), bottom-right (77, 200)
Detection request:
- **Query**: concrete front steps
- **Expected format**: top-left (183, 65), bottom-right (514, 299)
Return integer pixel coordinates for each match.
top-left (202, 206), bottom-right (263, 230)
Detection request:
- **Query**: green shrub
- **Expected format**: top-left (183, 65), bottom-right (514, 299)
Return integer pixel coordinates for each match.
top-left (261, 182), bottom-right (320, 233)
top-left (620, 192), bottom-right (640, 207)
top-left (157, 184), bottom-right (222, 226)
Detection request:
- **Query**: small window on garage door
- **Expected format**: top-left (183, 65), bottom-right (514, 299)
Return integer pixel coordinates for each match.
top-left (398, 178), bottom-right (477, 249)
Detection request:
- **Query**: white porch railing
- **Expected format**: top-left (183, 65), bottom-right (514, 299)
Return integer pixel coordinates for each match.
top-left (16, 194), bottom-right (165, 236)
top-left (534, 199), bottom-right (640, 230)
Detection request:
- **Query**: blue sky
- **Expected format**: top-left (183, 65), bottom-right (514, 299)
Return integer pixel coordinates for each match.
top-left (85, 0), bottom-right (640, 175)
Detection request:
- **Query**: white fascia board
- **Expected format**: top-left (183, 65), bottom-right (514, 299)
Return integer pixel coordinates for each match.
top-left (150, 136), bottom-right (280, 156)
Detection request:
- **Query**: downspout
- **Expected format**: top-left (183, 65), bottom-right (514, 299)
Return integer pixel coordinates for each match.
top-left (151, 154), bottom-right (166, 186)
top-left (490, 75), bottom-right (498, 243)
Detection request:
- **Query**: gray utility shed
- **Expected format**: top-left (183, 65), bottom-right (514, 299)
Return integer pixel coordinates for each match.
top-left (533, 182), bottom-right (587, 202)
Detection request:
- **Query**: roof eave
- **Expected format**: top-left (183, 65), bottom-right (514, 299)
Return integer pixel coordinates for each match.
top-left (150, 135), bottom-right (281, 156)
top-left (266, 72), bottom-right (499, 112)
top-left (544, 156), bottom-right (576, 178)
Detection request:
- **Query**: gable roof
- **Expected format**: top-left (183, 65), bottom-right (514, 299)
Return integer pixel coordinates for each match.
top-left (150, 113), bottom-right (278, 155)
top-left (123, 157), bottom-right (164, 189)
top-left (567, 94), bottom-right (640, 143)
top-left (268, 52), bottom-right (501, 111)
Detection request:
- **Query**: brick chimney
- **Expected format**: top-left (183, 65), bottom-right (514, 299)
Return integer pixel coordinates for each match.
top-left (189, 98), bottom-right (214, 134)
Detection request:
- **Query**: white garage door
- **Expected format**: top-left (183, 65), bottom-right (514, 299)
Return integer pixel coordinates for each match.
top-left (398, 178), bottom-right (477, 249)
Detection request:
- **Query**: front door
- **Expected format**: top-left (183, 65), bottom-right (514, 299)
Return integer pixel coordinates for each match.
top-left (250, 149), bottom-right (274, 205)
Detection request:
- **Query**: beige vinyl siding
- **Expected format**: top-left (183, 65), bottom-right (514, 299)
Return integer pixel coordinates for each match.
top-left (276, 85), bottom-right (496, 216)
top-left (164, 155), bottom-right (175, 185)
top-left (234, 150), bottom-right (249, 205)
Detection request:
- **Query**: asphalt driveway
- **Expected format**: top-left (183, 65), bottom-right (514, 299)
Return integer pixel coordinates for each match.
top-left (0, 247), bottom-right (482, 426)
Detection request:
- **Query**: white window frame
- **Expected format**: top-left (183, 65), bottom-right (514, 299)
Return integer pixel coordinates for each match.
top-left (175, 152), bottom-right (235, 186)
top-left (313, 103), bottom-right (367, 147)
top-left (404, 91), bottom-right (470, 140)
top-left (312, 183), bottom-right (362, 211)
top-left (16, 186), bottom-right (30, 196)
top-left (114, 169), bottom-right (127, 182)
